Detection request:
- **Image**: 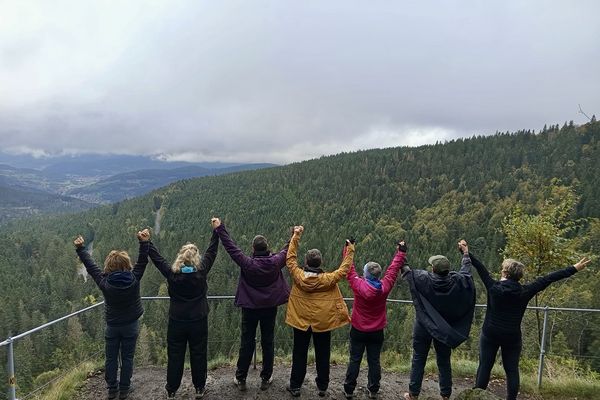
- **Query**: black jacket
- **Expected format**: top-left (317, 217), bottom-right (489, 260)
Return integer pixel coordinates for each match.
top-left (401, 252), bottom-right (476, 348)
top-left (76, 241), bottom-right (149, 326)
top-left (148, 231), bottom-right (219, 321)
top-left (470, 253), bottom-right (577, 340)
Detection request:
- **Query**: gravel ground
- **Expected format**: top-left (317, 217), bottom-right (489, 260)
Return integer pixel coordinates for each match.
top-left (72, 363), bottom-right (533, 400)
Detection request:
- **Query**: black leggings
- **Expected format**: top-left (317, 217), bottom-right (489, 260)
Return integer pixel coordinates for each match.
top-left (475, 332), bottom-right (522, 400)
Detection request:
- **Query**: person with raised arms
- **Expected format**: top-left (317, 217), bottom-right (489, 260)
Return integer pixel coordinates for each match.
top-left (461, 239), bottom-right (591, 400)
top-left (401, 243), bottom-right (476, 400)
top-left (342, 240), bottom-right (408, 399)
top-left (285, 225), bottom-right (354, 398)
top-left (145, 220), bottom-right (219, 400)
top-left (212, 218), bottom-right (290, 391)
top-left (74, 229), bottom-right (150, 400)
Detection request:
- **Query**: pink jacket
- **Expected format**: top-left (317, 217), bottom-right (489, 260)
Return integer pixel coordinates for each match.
top-left (346, 250), bottom-right (406, 332)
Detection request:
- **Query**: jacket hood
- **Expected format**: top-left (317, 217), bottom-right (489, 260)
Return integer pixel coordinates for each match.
top-left (429, 271), bottom-right (455, 292)
top-left (295, 271), bottom-right (331, 292)
top-left (106, 271), bottom-right (136, 289)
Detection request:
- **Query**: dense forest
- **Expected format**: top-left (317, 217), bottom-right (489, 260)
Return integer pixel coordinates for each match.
top-left (1, 121), bottom-right (600, 396)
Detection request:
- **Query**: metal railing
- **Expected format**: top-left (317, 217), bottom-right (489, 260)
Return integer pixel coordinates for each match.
top-left (2, 296), bottom-right (600, 400)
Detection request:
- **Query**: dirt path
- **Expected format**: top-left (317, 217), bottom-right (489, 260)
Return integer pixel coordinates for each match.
top-left (73, 363), bottom-right (529, 400)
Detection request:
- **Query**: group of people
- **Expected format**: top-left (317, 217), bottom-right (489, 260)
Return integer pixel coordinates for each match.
top-left (74, 218), bottom-right (591, 400)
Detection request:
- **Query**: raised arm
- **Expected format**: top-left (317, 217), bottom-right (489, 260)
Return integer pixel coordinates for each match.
top-left (148, 241), bottom-right (172, 279)
top-left (459, 240), bottom-right (494, 289)
top-left (524, 257), bottom-right (590, 297)
top-left (74, 235), bottom-right (104, 287)
top-left (321, 240), bottom-right (355, 287)
top-left (132, 229), bottom-right (150, 280)
top-left (382, 241), bottom-right (407, 293)
top-left (214, 223), bottom-right (252, 268)
top-left (200, 221), bottom-right (220, 273)
top-left (273, 239), bottom-right (290, 269)
top-left (286, 226), bottom-right (305, 283)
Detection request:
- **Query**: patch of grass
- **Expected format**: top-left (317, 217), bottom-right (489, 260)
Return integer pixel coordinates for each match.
top-left (36, 361), bottom-right (100, 400)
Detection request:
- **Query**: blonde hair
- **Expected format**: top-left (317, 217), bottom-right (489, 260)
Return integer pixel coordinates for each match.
top-left (172, 243), bottom-right (201, 273)
top-left (104, 250), bottom-right (132, 274)
top-left (501, 258), bottom-right (525, 281)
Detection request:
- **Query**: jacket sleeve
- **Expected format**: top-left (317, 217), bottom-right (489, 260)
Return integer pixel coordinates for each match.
top-left (458, 252), bottom-right (473, 276)
top-left (76, 247), bottom-right (104, 288)
top-left (469, 253), bottom-right (495, 290)
top-left (215, 225), bottom-right (252, 268)
top-left (382, 250), bottom-right (406, 293)
top-left (200, 230), bottom-right (219, 273)
top-left (346, 262), bottom-right (360, 290)
top-left (132, 241), bottom-right (150, 280)
top-left (524, 266), bottom-right (578, 298)
top-left (286, 234), bottom-right (305, 283)
top-left (321, 243), bottom-right (355, 287)
top-left (273, 241), bottom-right (290, 269)
top-left (148, 241), bottom-right (172, 279)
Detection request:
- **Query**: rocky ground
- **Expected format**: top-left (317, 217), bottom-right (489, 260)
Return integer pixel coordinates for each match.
top-left (73, 364), bottom-right (533, 400)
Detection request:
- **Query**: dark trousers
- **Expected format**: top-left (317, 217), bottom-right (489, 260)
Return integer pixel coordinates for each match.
top-left (289, 327), bottom-right (332, 391)
top-left (409, 321), bottom-right (452, 398)
top-left (344, 327), bottom-right (384, 395)
top-left (236, 306), bottom-right (277, 381)
top-left (475, 332), bottom-right (522, 400)
top-left (166, 317), bottom-right (208, 393)
top-left (105, 320), bottom-right (139, 392)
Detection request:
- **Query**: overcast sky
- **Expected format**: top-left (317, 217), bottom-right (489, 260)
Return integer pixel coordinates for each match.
top-left (1, 1), bottom-right (599, 164)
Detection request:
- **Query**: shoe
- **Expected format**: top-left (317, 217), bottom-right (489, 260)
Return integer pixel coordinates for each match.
top-left (343, 390), bottom-right (354, 399)
top-left (317, 388), bottom-right (327, 397)
top-left (166, 391), bottom-right (176, 399)
top-left (441, 397), bottom-right (450, 400)
top-left (260, 376), bottom-right (273, 391)
top-left (195, 387), bottom-right (206, 399)
top-left (108, 390), bottom-right (118, 400)
top-left (367, 388), bottom-right (379, 399)
top-left (286, 385), bottom-right (301, 397)
top-left (119, 384), bottom-right (133, 400)
top-left (233, 376), bottom-right (247, 392)
top-left (403, 393), bottom-right (418, 400)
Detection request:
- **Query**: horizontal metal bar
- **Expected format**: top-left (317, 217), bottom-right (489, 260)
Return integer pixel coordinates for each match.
top-left (0, 302), bottom-right (105, 347)
top-left (3, 295), bottom-right (600, 348)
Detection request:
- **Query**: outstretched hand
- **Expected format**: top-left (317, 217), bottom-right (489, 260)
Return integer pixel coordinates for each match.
top-left (137, 228), bottom-right (150, 241)
top-left (458, 239), bottom-right (468, 255)
top-left (574, 257), bottom-right (591, 272)
top-left (211, 217), bottom-right (221, 229)
top-left (73, 235), bottom-right (85, 248)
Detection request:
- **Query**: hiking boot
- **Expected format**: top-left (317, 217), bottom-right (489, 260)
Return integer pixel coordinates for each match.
top-left (166, 391), bottom-right (176, 399)
top-left (367, 388), bottom-right (379, 399)
top-left (233, 376), bottom-right (247, 391)
top-left (286, 385), bottom-right (301, 397)
top-left (107, 390), bottom-right (118, 400)
top-left (195, 387), bottom-right (206, 399)
top-left (118, 384), bottom-right (134, 400)
top-left (343, 389), bottom-right (354, 399)
top-left (317, 388), bottom-right (327, 397)
top-left (441, 397), bottom-right (450, 400)
top-left (260, 376), bottom-right (273, 391)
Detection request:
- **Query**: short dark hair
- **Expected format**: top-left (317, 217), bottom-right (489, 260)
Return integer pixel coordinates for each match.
top-left (502, 258), bottom-right (525, 281)
top-left (305, 249), bottom-right (322, 268)
top-left (252, 235), bottom-right (268, 252)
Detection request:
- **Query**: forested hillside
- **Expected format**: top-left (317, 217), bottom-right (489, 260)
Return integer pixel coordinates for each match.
top-left (1, 121), bottom-right (600, 395)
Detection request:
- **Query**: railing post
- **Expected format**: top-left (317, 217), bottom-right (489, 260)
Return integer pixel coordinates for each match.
top-left (537, 306), bottom-right (549, 389)
top-left (7, 337), bottom-right (16, 400)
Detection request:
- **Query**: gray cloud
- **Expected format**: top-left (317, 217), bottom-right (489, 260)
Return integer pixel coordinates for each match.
top-left (1, 1), bottom-right (599, 163)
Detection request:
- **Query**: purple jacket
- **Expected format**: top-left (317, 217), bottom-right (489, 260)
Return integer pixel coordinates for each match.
top-left (216, 224), bottom-right (290, 309)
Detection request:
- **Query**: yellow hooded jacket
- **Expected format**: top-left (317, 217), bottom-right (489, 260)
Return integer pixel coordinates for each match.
top-left (284, 233), bottom-right (354, 332)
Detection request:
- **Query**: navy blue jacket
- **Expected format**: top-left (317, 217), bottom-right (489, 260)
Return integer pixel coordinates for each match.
top-left (401, 252), bottom-right (476, 348)
top-left (76, 241), bottom-right (149, 326)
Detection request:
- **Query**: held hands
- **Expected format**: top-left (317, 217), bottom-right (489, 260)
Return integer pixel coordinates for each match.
top-left (137, 228), bottom-right (150, 242)
top-left (211, 217), bottom-right (221, 229)
top-left (293, 225), bottom-right (304, 236)
top-left (397, 240), bottom-right (407, 253)
top-left (458, 239), bottom-right (468, 255)
top-left (73, 235), bottom-right (85, 248)
top-left (574, 257), bottom-right (591, 272)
